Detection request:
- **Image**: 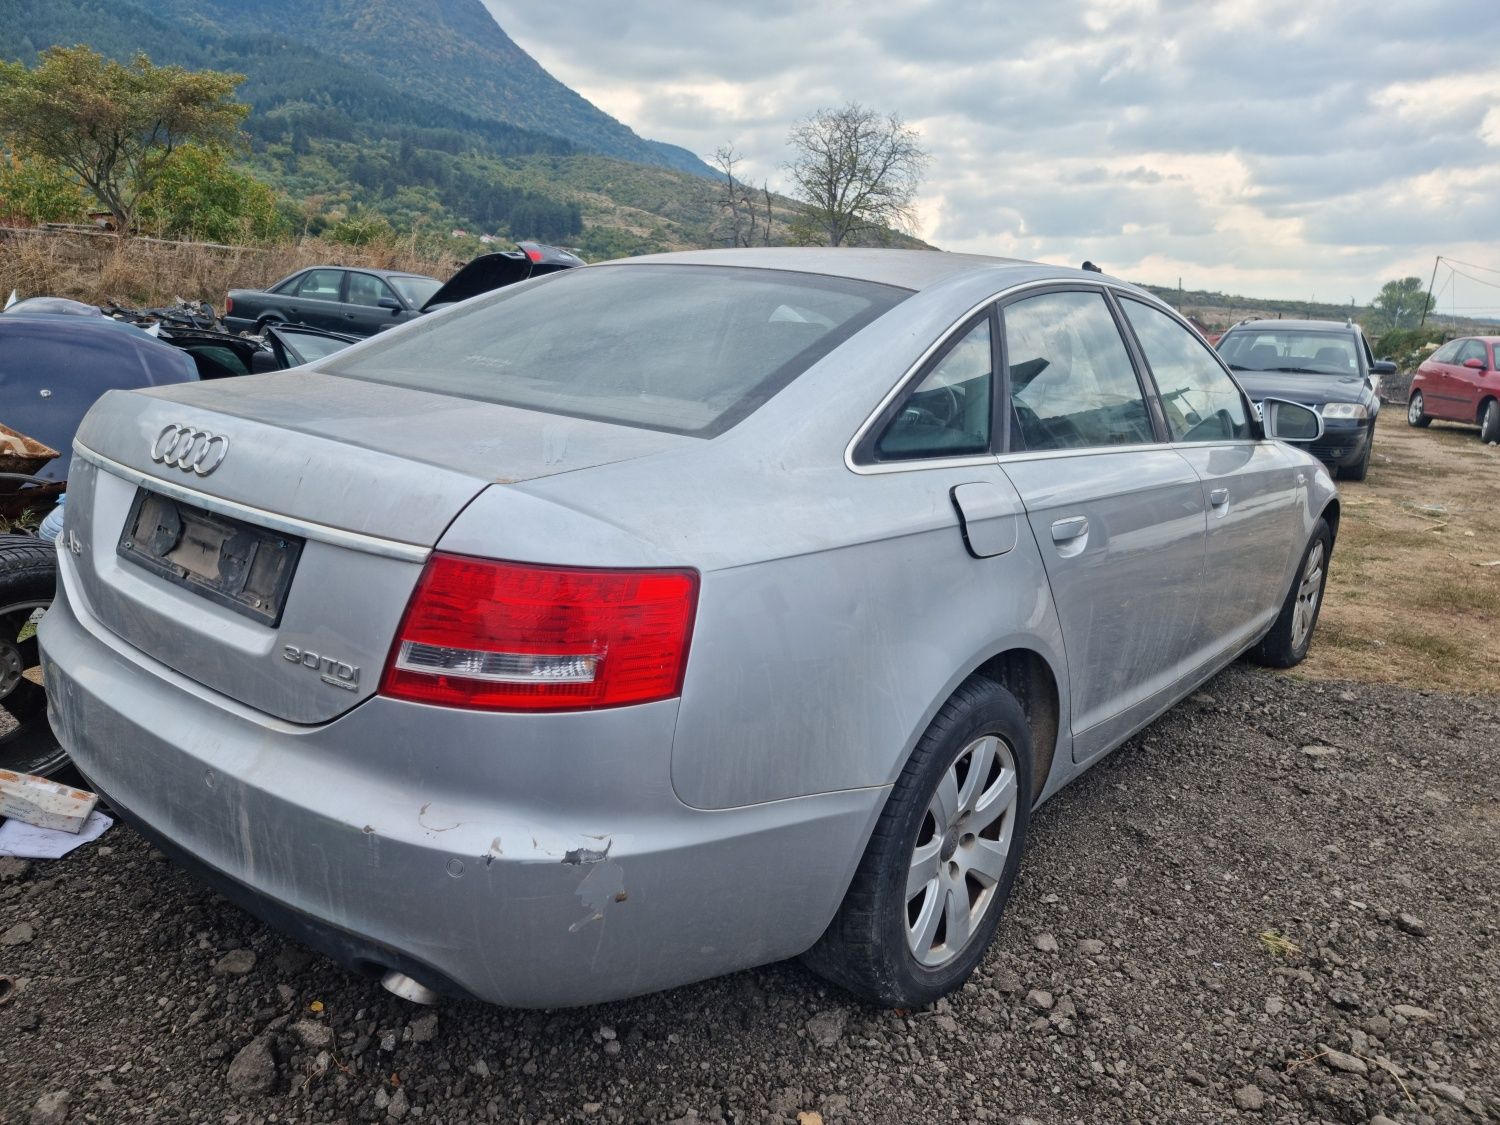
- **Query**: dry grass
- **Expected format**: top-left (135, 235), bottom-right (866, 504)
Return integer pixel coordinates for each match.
top-left (1294, 409), bottom-right (1500, 693)
top-left (0, 228), bottom-right (457, 310)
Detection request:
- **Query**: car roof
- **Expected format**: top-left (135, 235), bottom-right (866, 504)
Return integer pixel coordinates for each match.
top-left (596, 247), bottom-right (1109, 293)
top-left (1223, 318), bottom-right (1362, 334)
top-left (0, 311), bottom-right (159, 342)
top-left (293, 266), bottom-right (438, 281)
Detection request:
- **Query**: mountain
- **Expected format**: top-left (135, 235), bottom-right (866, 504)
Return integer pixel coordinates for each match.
top-left (0, 0), bottom-right (711, 178)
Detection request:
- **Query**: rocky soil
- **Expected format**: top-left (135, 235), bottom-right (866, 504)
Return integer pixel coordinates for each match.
top-left (1, 664), bottom-right (1497, 1124)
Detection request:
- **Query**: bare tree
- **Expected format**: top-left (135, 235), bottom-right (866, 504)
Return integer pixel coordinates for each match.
top-left (784, 102), bottom-right (928, 247)
top-left (712, 145), bottom-right (778, 247)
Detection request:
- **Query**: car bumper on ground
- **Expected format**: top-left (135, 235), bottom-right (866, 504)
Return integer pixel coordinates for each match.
top-left (38, 561), bottom-right (883, 1008)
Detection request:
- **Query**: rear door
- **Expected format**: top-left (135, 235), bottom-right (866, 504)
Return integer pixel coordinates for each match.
top-left (1117, 297), bottom-right (1303, 662)
top-left (995, 287), bottom-right (1207, 761)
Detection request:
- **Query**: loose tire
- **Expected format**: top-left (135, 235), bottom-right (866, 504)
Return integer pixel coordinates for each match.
top-left (0, 534), bottom-right (56, 723)
top-left (1407, 391), bottom-right (1431, 428)
top-left (1480, 399), bottom-right (1500, 445)
top-left (803, 675), bottom-right (1032, 1007)
top-left (1248, 518), bottom-right (1332, 669)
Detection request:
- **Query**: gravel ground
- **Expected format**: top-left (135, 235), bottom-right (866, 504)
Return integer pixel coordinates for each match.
top-left (2, 663), bottom-right (1497, 1125)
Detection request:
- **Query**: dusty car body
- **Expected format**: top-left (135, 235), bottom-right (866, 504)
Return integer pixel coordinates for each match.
top-left (40, 249), bottom-right (1338, 1009)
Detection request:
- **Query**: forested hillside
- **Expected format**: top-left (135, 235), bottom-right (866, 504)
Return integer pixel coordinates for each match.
top-left (0, 0), bottom-right (731, 252)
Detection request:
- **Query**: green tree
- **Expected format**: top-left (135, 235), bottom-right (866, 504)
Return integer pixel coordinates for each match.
top-left (0, 46), bottom-right (248, 234)
top-left (785, 102), bottom-right (929, 247)
top-left (135, 143), bottom-right (282, 243)
top-left (0, 153), bottom-right (89, 224)
top-left (1369, 277), bottom-right (1434, 332)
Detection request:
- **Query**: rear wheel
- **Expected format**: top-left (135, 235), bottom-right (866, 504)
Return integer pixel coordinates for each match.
top-left (803, 675), bottom-right (1032, 1007)
top-left (1480, 399), bottom-right (1500, 444)
top-left (1407, 391), bottom-right (1431, 428)
top-left (1248, 518), bottom-right (1331, 669)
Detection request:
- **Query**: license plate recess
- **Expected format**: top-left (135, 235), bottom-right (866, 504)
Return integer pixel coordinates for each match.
top-left (117, 488), bottom-right (302, 626)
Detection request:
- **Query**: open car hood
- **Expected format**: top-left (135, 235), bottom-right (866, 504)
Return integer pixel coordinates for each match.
top-left (420, 242), bottom-right (585, 313)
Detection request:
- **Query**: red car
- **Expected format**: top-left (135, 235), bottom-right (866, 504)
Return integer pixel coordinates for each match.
top-left (1408, 336), bottom-right (1500, 443)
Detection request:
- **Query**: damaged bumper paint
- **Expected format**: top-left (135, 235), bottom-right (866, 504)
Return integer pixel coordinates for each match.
top-left (38, 567), bottom-right (884, 1008)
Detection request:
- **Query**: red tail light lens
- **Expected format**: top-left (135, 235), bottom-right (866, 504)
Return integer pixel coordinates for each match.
top-left (225, 296), bottom-right (234, 315)
top-left (380, 554), bottom-right (698, 711)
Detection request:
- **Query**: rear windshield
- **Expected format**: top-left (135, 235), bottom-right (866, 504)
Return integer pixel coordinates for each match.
top-left (319, 264), bottom-right (908, 436)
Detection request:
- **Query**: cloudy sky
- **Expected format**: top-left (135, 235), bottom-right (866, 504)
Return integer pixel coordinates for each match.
top-left (486, 0), bottom-right (1500, 315)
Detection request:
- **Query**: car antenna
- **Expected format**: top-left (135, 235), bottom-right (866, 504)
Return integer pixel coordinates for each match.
top-left (1080, 260), bottom-right (1102, 273)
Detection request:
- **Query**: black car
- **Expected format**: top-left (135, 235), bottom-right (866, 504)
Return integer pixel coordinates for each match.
top-left (222, 242), bottom-right (585, 337)
top-left (1215, 318), bottom-right (1395, 481)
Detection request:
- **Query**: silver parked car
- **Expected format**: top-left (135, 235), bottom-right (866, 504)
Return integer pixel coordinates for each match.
top-left (40, 249), bottom-right (1337, 1009)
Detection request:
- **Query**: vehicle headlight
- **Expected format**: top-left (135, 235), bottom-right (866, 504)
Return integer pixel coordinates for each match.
top-left (1321, 403), bottom-right (1369, 420)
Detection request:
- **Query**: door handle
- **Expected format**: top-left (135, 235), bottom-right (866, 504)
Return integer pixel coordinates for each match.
top-left (1051, 516), bottom-right (1089, 542)
top-left (1209, 487), bottom-right (1230, 507)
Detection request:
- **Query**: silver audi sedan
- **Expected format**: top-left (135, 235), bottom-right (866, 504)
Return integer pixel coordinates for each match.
top-left (40, 249), bottom-right (1337, 1009)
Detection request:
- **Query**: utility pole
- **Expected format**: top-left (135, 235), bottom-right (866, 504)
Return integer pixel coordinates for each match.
top-left (1420, 255), bottom-right (1440, 328)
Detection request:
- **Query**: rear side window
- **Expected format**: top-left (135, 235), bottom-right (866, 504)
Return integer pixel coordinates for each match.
top-left (1004, 291), bottom-right (1155, 451)
top-left (321, 265), bottom-right (907, 436)
top-left (1121, 299), bottom-right (1250, 442)
top-left (875, 317), bottom-right (993, 460)
top-left (296, 270), bottom-right (344, 300)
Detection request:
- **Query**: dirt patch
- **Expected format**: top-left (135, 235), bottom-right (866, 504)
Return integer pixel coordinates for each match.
top-left (1, 667), bottom-right (1495, 1124)
top-left (1296, 408), bottom-right (1500, 693)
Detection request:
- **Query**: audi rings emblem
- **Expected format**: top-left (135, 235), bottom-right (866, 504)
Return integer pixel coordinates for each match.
top-left (150, 424), bottom-right (229, 476)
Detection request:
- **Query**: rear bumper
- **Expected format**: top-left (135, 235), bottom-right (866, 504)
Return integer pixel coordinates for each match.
top-left (39, 564), bottom-right (883, 1008)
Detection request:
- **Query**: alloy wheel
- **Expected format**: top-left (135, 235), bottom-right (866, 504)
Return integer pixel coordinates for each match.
top-left (1291, 541), bottom-right (1325, 651)
top-left (905, 733), bottom-right (1020, 968)
top-left (1407, 394), bottom-right (1423, 425)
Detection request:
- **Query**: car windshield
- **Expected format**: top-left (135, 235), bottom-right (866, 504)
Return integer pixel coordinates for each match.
top-left (320, 265), bottom-right (908, 436)
top-left (387, 275), bottom-right (442, 306)
top-left (1217, 329), bottom-right (1359, 375)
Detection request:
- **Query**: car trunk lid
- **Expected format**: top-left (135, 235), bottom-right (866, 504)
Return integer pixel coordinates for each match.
top-left (65, 371), bottom-right (690, 723)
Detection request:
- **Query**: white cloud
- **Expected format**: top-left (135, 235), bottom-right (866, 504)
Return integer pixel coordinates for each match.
top-left (486, 0), bottom-right (1500, 313)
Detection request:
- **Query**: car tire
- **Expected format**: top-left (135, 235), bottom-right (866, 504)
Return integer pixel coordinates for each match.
top-left (802, 674), bottom-right (1032, 1008)
top-left (1480, 399), bottom-right (1500, 444)
top-left (1248, 518), bottom-right (1332, 669)
top-left (1337, 430), bottom-right (1372, 481)
top-left (0, 533), bottom-right (56, 723)
top-left (1406, 391), bottom-right (1431, 428)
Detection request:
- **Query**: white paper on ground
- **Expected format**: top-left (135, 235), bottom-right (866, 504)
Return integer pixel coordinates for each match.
top-left (0, 809), bottom-right (113, 858)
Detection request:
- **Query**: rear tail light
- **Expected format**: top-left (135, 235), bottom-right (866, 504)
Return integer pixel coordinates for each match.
top-left (380, 554), bottom-right (698, 711)
top-left (225, 296), bottom-right (233, 315)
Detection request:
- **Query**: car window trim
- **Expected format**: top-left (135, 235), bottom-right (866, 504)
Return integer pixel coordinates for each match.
top-left (853, 305), bottom-right (1000, 465)
top-left (845, 278), bottom-right (1233, 475)
top-left (1111, 292), bottom-right (1260, 445)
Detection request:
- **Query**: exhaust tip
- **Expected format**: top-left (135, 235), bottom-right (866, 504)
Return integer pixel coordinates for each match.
top-left (380, 970), bottom-right (440, 1006)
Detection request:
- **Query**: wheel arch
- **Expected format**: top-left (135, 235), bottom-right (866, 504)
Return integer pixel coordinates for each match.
top-left (966, 646), bottom-right (1063, 805)
top-left (1320, 497), bottom-right (1341, 546)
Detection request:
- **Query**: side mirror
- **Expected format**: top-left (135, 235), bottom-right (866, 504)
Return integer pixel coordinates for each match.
top-left (1463, 357), bottom-right (1486, 370)
top-left (1371, 360), bottom-right (1397, 376)
top-left (1260, 398), bottom-right (1324, 443)
top-left (377, 296), bottom-right (402, 312)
